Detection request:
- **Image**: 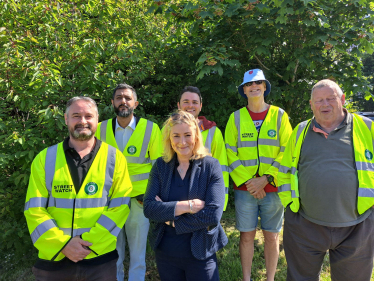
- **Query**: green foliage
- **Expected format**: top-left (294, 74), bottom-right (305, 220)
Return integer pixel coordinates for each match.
top-left (1, 0), bottom-right (373, 269)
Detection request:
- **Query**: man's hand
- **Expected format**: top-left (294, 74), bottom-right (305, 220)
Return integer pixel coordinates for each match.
top-left (246, 176), bottom-right (267, 198)
top-left (62, 236), bottom-right (92, 263)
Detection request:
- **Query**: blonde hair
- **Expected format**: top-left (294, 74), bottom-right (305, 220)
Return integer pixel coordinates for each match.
top-left (162, 110), bottom-right (210, 163)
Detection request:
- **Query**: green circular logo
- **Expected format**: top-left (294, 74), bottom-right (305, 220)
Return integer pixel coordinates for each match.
top-left (365, 149), bottom-right (373, 161)
top-left (127, 145), bottom-right (137, 155)
top-left (85, 182), bottom-right (98, 195)
top-left (268, 130), bottom-right (276, 138)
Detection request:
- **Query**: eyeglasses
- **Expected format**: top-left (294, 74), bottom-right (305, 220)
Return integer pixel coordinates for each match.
top-left (244, 81), bottom-right (263, 87)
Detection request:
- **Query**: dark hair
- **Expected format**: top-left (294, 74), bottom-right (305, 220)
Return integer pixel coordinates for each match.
top-left (178, 86), bottom-right (202, 103)
top-left (112, 83), bottom-right (137, 101)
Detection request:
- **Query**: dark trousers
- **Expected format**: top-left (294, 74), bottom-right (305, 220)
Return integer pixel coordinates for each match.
top-left (32, 259), bottom-right (116, 281)
top-left (284, 207), bottom-right (374, 281)
top-left (155, 251), bottom-right (219, 281)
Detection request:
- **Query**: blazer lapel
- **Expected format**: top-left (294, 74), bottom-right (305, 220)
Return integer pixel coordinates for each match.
top-left (162, 155), bottom-right (176, 201)
top-left (189, 158), bottom-right (202, 198)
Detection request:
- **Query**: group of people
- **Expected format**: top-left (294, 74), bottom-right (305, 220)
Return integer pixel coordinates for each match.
top-left (24, 68), bottom-right (374, 281)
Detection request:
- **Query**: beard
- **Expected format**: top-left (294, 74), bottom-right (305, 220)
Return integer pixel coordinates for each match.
top-left (114, 104), bottom-right (134, 118)
top-left (69, 124), bottom-right (94, 141)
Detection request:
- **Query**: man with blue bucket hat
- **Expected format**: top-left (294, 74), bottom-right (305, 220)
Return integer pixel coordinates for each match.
top-left (225, 69), bottom-right (292, 281)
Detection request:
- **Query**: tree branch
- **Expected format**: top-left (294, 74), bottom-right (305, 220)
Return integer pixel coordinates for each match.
top-left (254, 55), bottom-right (290, 85)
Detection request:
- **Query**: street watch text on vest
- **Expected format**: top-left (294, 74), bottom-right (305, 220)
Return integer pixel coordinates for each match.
top-left (24, 142), bottom-right (132, 261)
top-left (225, 106), bottom-right (292, 188)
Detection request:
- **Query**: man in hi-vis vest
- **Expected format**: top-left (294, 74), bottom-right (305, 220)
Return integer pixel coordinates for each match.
top-left (278, 79), bottom-right (374, 281)
top-left (225, 69), bottom-right (292, 281)
top-left (25, 97), bottom-right (132, 280)
top-left (177, 86), bottom-right (229, 210)
top-left (95, 83), bottom-right (162, 281)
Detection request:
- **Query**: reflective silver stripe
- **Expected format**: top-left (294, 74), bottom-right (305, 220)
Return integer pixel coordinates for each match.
top-left (234, 110), bottom-right (241, 140)
top-left (360, 115), bottom-right (372, 131)
top-left (229, 160), bottom-right (242, 171)
top-left (61, 228), bottom-right (71, 236)
top-left (47, 197), bottom-right (109, 209)
top-left (356, 161), bottom-right (374, 172)
top-left (45, 144), bottom-right (58, 194)
top-left (126, 156), bottom-right (151, 164)
top-left (279, 165), bottom-right (290, 174)
top-left (108, 196), bottom-right (131, 209)
top-left (295, 120), bottom-right (309, 146)
top-left (73, 228), bottom-right (91, 237)
top-left (24, 197), bottom-right (48, 211)
top-left (97, 215), bottom-right (121, 237)
top-left (258, 138), bottom-right (279, 146)
top-left (225, 143), bottom-right (238, 153)
top-left (60, 228), bottom-right (91, 236)
top-left (130, 173), bottom-right (149, 182)
top-left (237, 140), bottom-right (257, 148)
top-left (221, 165), bottom-right (229, 172)
top-left (272, 161), bottom-right (280, 169)
top-left (31, 219), bottom-right (58, 244)
top-left (358, 188), bottom-right (374, 197)
top-left (280, 146), bottom-right (286, 152)
top-left (103, 145), bottom-right (116, 200)
top-left (277, 108), bottom-right (284, 135)
top-left (225, 187), bottom-right (229, 194)
top-left (278, 184), bottom-right (291, 192)
top-left (100, 120), bottom-right (108, 142)
top-left (242, 159), bottom-right (258, 167)
top-left (138, 120), bottom-right (153, 159)
top-left (259, 156), bottom-right (274, 165)
top-left (205, 126), bottom-right (216, 153)
top-left (151, 159), bottom-right (157, 166)
top-left (291, 167), bottom-right (297, 175)
top-left (291, 190), bottom-right (298, 198)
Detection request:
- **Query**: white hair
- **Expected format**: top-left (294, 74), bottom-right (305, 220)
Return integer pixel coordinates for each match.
top-left (311, 79), bottom-right (343, 99)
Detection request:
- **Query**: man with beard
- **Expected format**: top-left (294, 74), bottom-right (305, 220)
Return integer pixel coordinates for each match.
top-left (25, 97), bottom-right (132, 280)
top-left (177, 86), bottom-right (229, 210)
top-left (95, 83), bottom-right (162, 281)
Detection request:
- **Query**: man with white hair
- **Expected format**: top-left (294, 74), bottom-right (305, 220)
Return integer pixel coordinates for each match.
top-left (278, 79), bottom-right (374, 281)
top-left (25, 97), bottom-right (132, 280)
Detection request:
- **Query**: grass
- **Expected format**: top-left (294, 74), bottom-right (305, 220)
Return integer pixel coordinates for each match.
top-left (1, 206), bottom-right (373, 280)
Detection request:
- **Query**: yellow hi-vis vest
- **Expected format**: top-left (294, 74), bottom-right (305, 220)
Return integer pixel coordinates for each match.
top-left (225, 106), bottom-right (292, 187)
top-left (95, 118), bottom-right (162, 197)
top-left (278, 114), bottom-right (374, 215)
top-left (202, 126), bottom-right (229, 211)
top-left (24, 141), bottom-right (132, 261)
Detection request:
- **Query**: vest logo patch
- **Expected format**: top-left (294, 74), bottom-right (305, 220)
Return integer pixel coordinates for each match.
top-left (127, 145), bottom-right (137, 155)
top-left (54, 185), bottom-right (73, 193)
top-left (85, 182), bottom-right (98, 195)
top-left (267, 130), bottom-right (276, 138)
top-left (242, 133), bottom-right (253, 138)
top-left (365, 149), bottom-right (373, 161)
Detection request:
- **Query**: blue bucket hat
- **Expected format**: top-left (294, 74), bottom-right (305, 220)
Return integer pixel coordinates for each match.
top-left (238, 69), bottom-right (271, 98)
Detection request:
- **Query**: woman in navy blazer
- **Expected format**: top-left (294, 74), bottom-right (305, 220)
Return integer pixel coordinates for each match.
top-left (143, 110), bottom-right (228, 281)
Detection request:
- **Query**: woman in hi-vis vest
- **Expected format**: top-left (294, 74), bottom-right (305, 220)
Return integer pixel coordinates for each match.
top-left (144, 110), bottom-right (228, 281)
top-left (225, 69), bottom-right (292, 281)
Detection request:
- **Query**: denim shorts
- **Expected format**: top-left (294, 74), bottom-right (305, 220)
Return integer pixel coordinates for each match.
top-left (234, 189), bottom-right (284, 233)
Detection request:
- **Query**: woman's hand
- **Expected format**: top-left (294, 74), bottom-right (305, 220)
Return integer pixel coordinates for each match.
top-left (155, 195), bottom-right (163, 202)
top-left (189, 199), bottom-right (205, 214)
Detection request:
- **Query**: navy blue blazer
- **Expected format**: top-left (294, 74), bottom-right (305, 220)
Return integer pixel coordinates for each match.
top-left (143, 155), bottom-right (228, 260)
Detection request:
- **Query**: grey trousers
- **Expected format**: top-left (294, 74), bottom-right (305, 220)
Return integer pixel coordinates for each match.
top-left (32, 258), bottom-right (116, 281)
top-left (284, 207), bottom-right (374, 281)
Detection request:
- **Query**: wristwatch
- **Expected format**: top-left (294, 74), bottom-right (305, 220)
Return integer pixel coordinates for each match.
top-left (264, 174), bottom-right (275, 186)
